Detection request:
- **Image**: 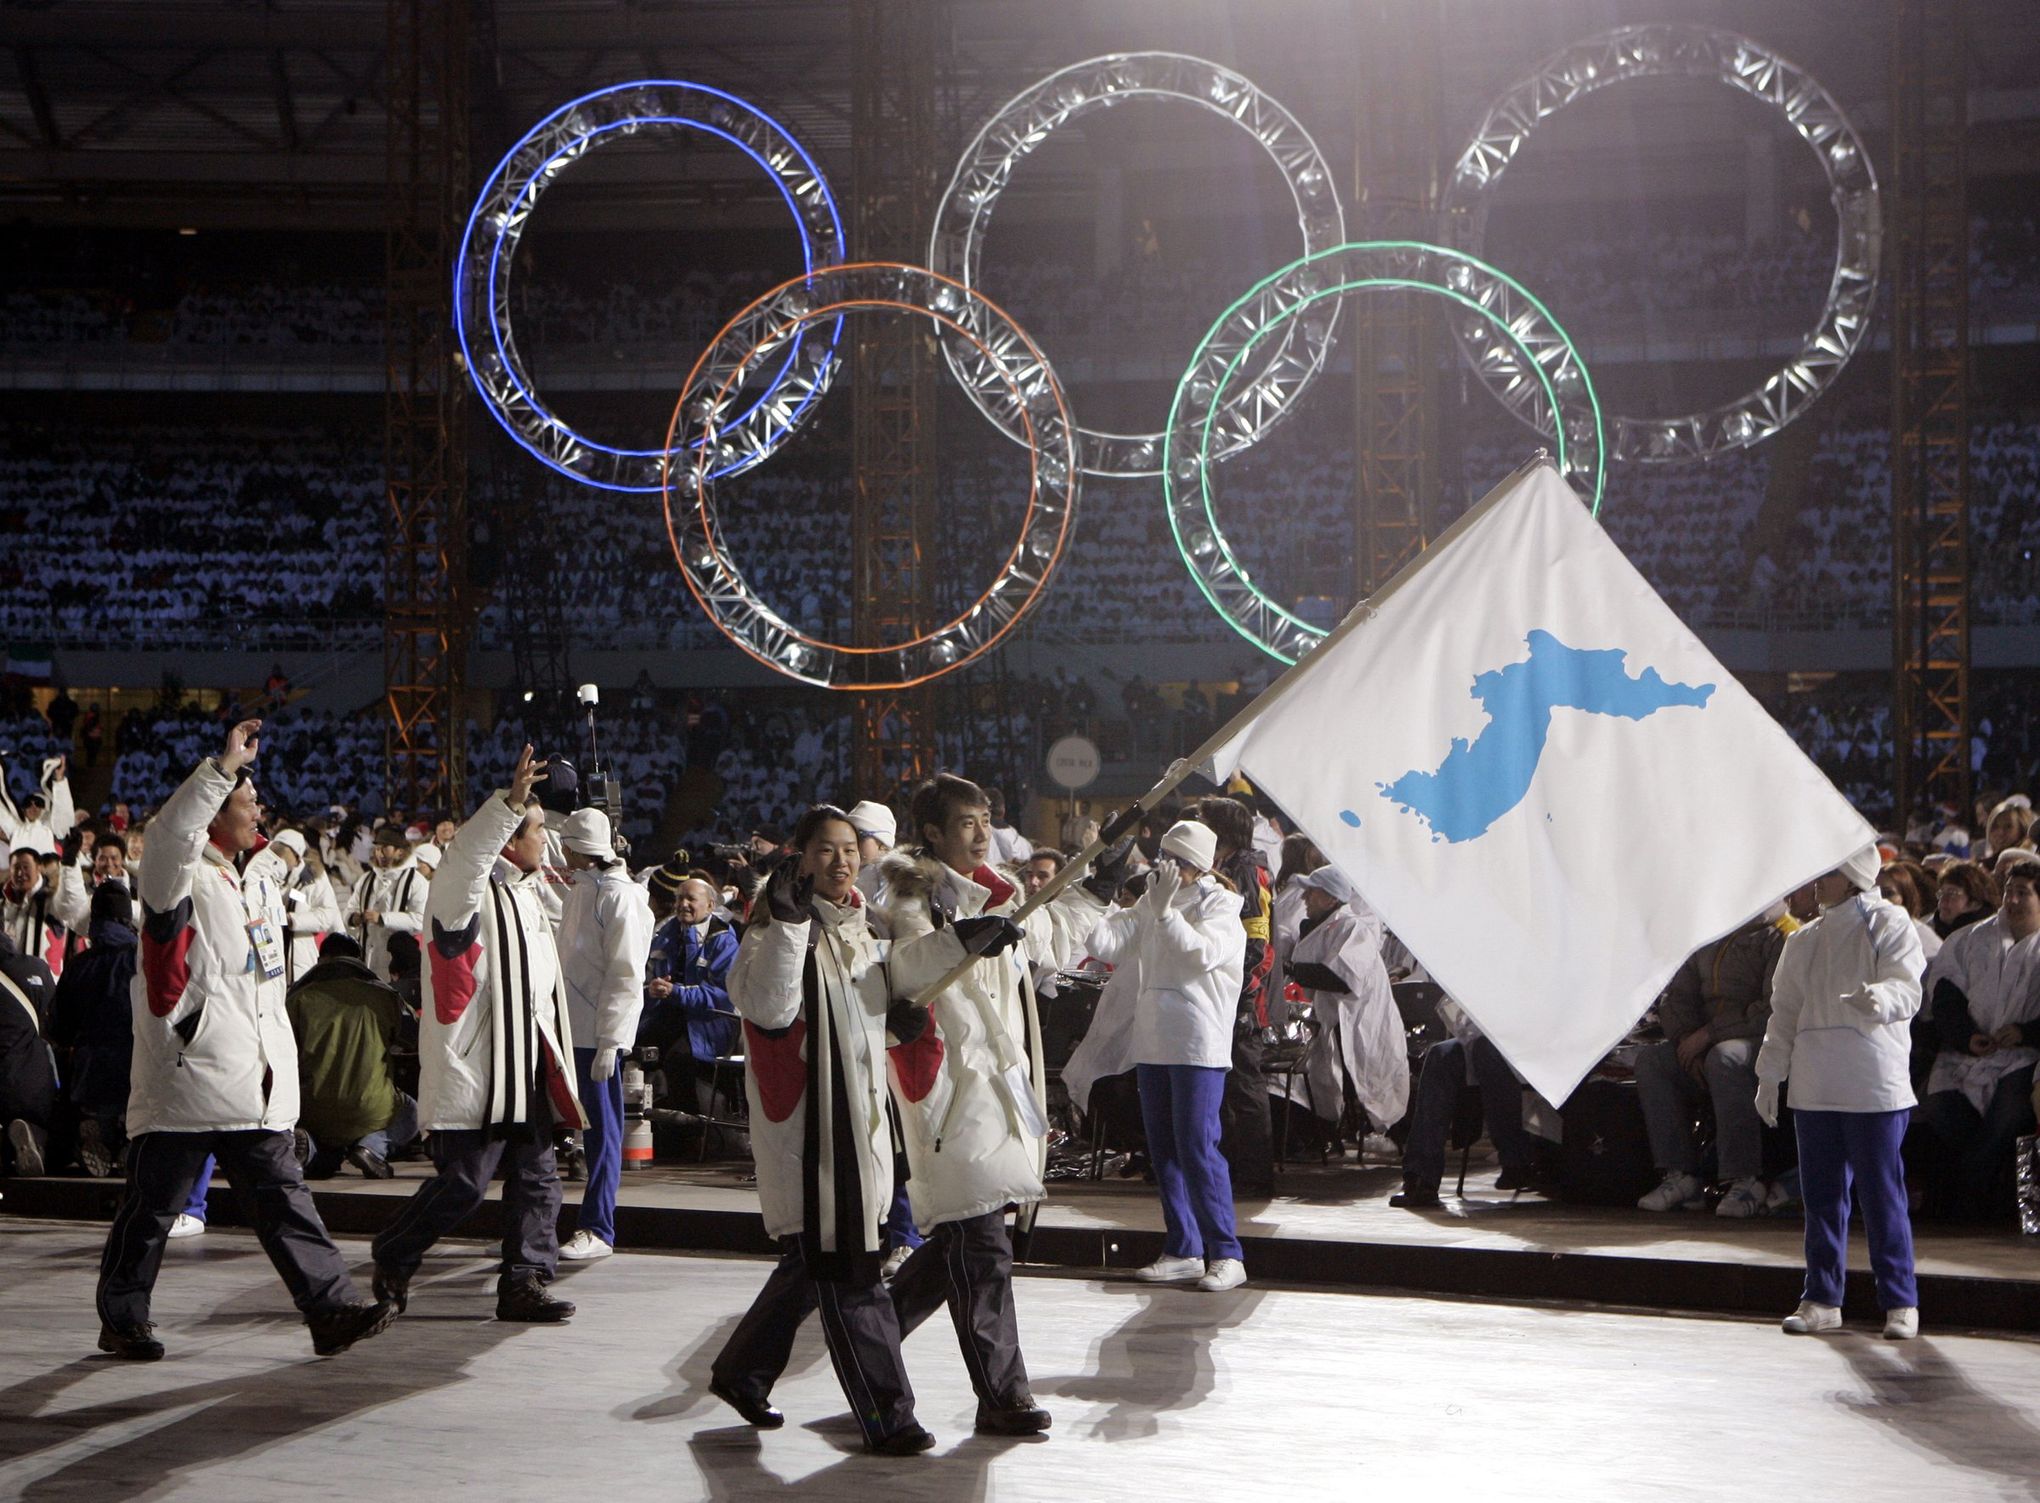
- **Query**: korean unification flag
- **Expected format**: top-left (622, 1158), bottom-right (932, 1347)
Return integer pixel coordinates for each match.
top-left (1204, 460), bottom-right (1876, 1106)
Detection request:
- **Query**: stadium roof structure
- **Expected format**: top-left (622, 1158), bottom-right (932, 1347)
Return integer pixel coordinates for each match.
top-left (5, 0), bottom-right (2034, 231)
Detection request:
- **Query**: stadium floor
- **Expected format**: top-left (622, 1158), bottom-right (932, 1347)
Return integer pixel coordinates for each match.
top-left (3, 1217), bottom-right (2038, 1502)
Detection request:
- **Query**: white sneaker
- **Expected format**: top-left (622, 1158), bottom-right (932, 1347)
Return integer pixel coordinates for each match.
top-left (1883, 1307), bottom-right (1920, 1341)
top-left (167, 1213), bottom-right (206, 1240)
top-left (1196, 1258), bottom-right (1248, 1293)
top-left (880, 1244), bottom-right (913, 1282)
top-left (1781, 1300), bottom-right (1841, 1335)
top-left (1637, 1170), bottom-right (1704, 1212)
top-left (1715, 1177), bottom-right (1766, 1219)
top-left (1132, 1254), bottom-right (1205, 1283)
top-left (1361, 1132), bottom-right (1402, 1165)
top-left (7, 1118), bottom-right (47, 1177)
top-left (558, 1230), bottom-right (613, 1261)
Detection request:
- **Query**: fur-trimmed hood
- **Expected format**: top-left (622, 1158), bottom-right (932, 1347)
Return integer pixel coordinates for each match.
top-left (877, 848), bottom-right (1019, 925)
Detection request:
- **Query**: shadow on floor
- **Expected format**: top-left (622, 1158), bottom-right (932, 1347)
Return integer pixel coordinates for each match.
top-left (1038, 1282), bottom-right (1268, 1441)
top-left (1829, 1336), bottom-right (2040, 1502)
top-left (0, 1257), bottom-right (528, 1503)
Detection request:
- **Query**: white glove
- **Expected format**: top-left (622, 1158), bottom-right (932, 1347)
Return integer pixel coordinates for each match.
top-left (1144, 861), bottom-right (1182, 913)
top-left (590, 1045), bottom-right (620, 1082)
top-left (1754, 1076), bottom-right (1780, 1128)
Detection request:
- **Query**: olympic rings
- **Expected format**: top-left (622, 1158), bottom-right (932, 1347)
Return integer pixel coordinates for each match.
top-left (1442, 25), bottom-right (1879, 463)
top-left (663, 263), bottom-right (1080, 690)
top-left (1164, 242), bottom-right (1604, 666)
top-left (456, 80), bottom-right (846, 493)
top-left (930, 52), bottom-right (1345, 479)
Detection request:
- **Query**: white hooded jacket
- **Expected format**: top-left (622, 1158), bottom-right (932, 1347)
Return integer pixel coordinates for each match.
top-left (1756, 892), bottom-right (1924, 1114)
top-left (127, 758), bottom-right (300, 1135)
top-left (558, 861), bottom-right (655, 1052)
top-left (881, 850), bottom-right (1105, 1229)
top-left (346, 857), bottom-right (428, 981)
top-left (1083, 876), bottom-right (1245, 1070)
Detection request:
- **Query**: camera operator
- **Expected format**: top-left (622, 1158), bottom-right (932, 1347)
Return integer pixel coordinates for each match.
top-left (556, 807), bottom-right (654, 1262)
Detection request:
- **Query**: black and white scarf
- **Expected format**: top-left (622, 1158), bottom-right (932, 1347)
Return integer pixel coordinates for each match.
top-left (795, 902), bottom-right (882, 1280)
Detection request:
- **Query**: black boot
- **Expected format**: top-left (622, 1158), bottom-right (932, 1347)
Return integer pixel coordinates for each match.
top-left (1389, 1183), bottom-right (1442, 1209)
top-left (709, 1378), bottom-right (785, 1429)
top-left (496, 1281), bottom-right (575, 1323)
top-left (308, 1300), bottom-right (397, 1356)
top-left (97, 1321), bottom-right (165, 1361)
top-left (975, 1395), bottom-right (1053, 1436)
top-left (347, 1146), bottom-right (395, 1180)
top-left (372, 1262), bottom-right (410, 1315)
top-left (868, 1423), bottom-right (937, 1456)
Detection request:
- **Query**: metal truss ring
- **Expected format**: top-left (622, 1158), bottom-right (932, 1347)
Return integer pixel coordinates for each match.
top-left (931, 51), bottom-right (1346, 479)
top-left (663, 263), bottom-right (1080, 690)
top-left (457, 80), bottom-right (847, 493)
top-left (1442, 24), bottom-right (1879, 464)
top-left (1165, 242), bottom-right (1604, 665)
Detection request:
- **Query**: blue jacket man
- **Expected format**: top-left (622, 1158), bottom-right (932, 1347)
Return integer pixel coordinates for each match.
top-left (639, 875), bottom-right (740, 1066)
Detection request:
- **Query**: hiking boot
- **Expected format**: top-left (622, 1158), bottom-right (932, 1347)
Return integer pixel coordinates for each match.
top-left (97, 1322), bottom-right (165, 1361)
top-left (308, 1300), bottom-right (396, 1356)
top-left (496, 1282), bottom-right (575, 1323)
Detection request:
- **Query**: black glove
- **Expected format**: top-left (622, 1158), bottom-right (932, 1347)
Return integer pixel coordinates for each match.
top-left (764, 863), bottom-right (813, 924)
top-left (952, 914), bottom-right (1024, 957)
top-left (886, 1000), bottom-right (931, 1045)
top-left (1079, 832), bottom-right (1139, 902)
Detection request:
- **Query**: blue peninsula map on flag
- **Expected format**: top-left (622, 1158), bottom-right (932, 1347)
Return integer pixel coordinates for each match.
top-left (1377, 630), bottom-right (1716, 844)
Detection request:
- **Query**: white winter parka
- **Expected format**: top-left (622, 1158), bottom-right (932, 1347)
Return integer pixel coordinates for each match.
top-left (729, 893), bottom-right (895, 1249)
top-left (127, 759), bottom-right (300, 1135)
top-left (417, 793), bottom-right (583, 1133)
top-left (1083, 877), bottom-right (1245, 1069)
top-left (558, 862), bottom-right (655, 1053)
top-left (882, 851), bottom-right (1105, 1228)
top-left (1756, 892), bottom-right (1925, 1114)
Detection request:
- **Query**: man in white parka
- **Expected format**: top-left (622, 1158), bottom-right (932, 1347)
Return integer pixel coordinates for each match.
top-left (880, 772), bottom-right (1127, 1438)
top-left (371, 746), bottom-right (587, 1324)
top-left (93, 719), bottom-right (396, 1362)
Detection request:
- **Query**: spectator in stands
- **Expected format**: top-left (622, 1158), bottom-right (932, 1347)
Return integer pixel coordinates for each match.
top-left (0, 927), bottom-right (59, 1176)
top-left (1635, 912), bottom-right (1788, 1218)
top-left (286, 934), bottom-right (414, 1180)
top-left (639, 874), bottom-right (740, 1121)
top-left (1193, 795), bottom-right (1277, 1197)
top-left (556, 807), bottom-right (654, 1263)
top-left (1981, 796), bottom-right (2034, 862)
top-left (1934, 861), bottom-right (2000, 940)
top-left (1917, 862), bottom-right (2040, 1219)
top-left (1086, 818), bottom-right (1248, 1291)
top-left (1022, 847), bottom-right (1064, 897)
top-left (47, 882), bottom-right (138, 1177)
top-left (986, 787), bottom-right (1032, 868)
top-left (0, 753), bottom-right (75, 855)
top-left (1392, 1002), bottom-right (1547, 1209)
top-left (1756, 846), bottom-right (1924, 1340)
top-left (1879, 861), bottom-right (1943, 962)
top-left (1285, 865), bottom-right (1409, 1161)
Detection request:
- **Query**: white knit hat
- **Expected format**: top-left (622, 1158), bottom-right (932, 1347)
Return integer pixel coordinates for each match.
top-left (559, 808), bottom-right (614, 859)
top-left (1158, 819), bottom-right (1218, 872)
top-left (1838, 844), bottom-right (1883, 891)
top-left (271, 829), bottom-right (308, 860)
top-left (411, 841), bottom-right (443, 871)
top-left (1296, 864), bottom-right (1355, 904)
top-left (846, 800), bottom-right (897, 847)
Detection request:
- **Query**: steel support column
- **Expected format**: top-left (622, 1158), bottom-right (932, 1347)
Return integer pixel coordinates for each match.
top-left (1350, 1), bottom-right (1442, 598)
top-left (383, 0), bottom-right (470, 816)
top-left (1889, 0), bottom-right (1970, 825)
top-left (848, 0), bottom-right (940, 800)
